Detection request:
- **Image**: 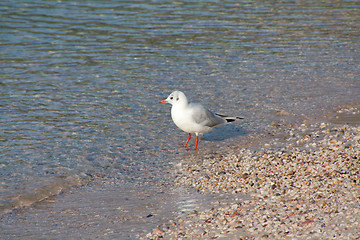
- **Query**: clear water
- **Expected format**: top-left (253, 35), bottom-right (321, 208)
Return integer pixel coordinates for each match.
top-left (1, 0), bottom-right (359, 238)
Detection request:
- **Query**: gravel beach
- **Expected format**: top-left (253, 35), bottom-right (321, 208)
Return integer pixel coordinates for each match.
top-left (143, 107), bottom-right (360, 239)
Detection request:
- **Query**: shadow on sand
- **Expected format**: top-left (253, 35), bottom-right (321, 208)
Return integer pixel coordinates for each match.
top-left (201, 124), bottom-right (250, 142)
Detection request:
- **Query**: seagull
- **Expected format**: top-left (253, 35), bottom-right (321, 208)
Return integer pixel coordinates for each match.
top-left (159, 90), bottom-right (243, 150)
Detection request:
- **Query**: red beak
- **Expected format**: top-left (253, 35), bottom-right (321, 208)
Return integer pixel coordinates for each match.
top-left (159, 100), bottom-right (168, 103)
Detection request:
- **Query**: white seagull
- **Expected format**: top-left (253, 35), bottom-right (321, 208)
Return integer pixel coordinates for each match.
top-left (160, 90), bottom-right (242, 150)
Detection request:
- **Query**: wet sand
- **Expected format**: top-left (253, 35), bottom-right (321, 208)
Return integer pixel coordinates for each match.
top-left (143, 106), bottom-right (360, 239)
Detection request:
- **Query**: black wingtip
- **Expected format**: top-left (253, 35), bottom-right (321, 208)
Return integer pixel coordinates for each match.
top-left (216, 113), bottom-right (244, 122)
top-left (226, 119), bottom-right (236, 123)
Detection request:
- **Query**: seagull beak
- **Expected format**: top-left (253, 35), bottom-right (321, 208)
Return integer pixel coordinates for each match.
top-left (159, 99), bottom-right (168, 103)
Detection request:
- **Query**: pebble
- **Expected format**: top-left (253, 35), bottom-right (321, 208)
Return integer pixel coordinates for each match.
top-left (152, 229), bottom-right (164, 235)
top-left (143, 119), bottom-right (360, 240)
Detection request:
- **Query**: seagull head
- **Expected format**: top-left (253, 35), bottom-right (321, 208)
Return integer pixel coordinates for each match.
top-left (159, 91), bottom-right (188, 106)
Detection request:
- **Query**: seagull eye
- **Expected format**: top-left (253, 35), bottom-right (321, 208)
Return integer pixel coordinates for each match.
top-left (176, 97), bottom-right (179, 101)
top-left (170, 97), bottom-right (173, 100)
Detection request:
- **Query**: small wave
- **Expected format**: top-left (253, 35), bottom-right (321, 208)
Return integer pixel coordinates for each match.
top-left (0, 175), bottom-right (82, 215)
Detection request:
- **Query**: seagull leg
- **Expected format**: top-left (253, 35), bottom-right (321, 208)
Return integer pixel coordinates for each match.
top-left (194, 135), bottom-right (199, 150)
top-left (184, 133), bottom-right (191, 147)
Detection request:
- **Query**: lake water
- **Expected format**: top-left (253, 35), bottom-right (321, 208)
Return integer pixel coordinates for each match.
top-left (1, 0), bottom-right (359, 238)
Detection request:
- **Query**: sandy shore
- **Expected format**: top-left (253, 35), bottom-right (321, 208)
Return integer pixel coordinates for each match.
top-left (143, 108), bottom-right (360, 239)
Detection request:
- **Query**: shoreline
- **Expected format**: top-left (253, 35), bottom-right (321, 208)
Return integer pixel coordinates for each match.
top-left (143, 106), bottom-right (360, 239)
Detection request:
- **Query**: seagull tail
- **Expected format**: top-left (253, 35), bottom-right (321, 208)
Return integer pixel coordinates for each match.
top-left (215, 113), bottom-right (244, 123)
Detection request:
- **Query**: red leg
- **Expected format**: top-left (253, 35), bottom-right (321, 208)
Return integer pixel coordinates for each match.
top-left (194, 135), bottom-right (199, 150)
top-left (184, 133), bottom-right (191, 147)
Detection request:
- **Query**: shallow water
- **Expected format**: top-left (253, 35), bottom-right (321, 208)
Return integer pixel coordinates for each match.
top-left (1, 180), bottom-right (248, 239)
top-left (1, 0), bottom-right (359, 238)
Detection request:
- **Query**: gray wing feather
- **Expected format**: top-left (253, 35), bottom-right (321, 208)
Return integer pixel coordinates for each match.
top-left (190, 103), bottom-right (225, 127)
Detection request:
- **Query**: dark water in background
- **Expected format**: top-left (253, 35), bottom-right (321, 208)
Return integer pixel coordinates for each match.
top-left (1, 0), bottom-right (359, 238)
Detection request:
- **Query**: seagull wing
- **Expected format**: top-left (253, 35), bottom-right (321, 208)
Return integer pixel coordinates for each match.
top-left (189, 103), bottom-right (225, 127)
